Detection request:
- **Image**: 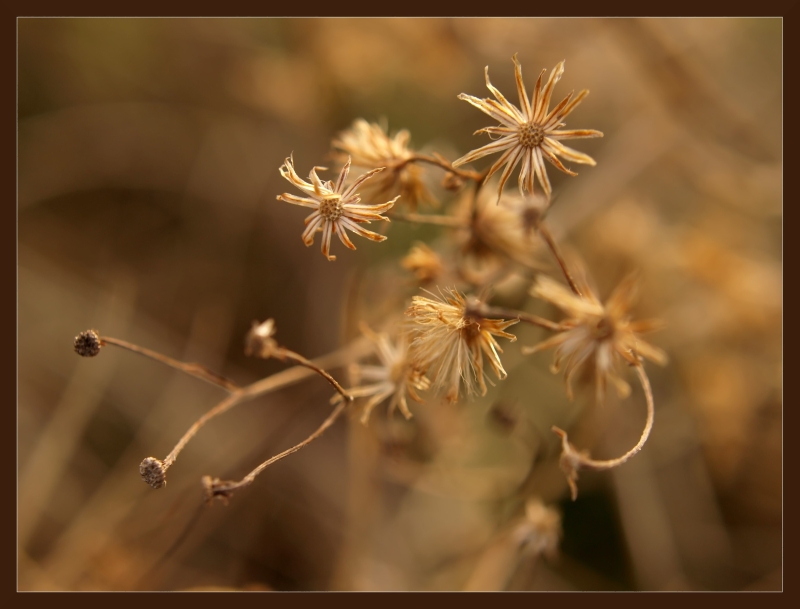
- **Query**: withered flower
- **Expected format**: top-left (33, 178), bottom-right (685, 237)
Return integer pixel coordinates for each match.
top-left (524, 273), bottom-right (667, 404)
top-left (244, 318), bottom-right (279, 359)
top-left (453, 54), bottom-right (603, 202)
top-left (277, 155), bottom-right (398, 261)
top-left (406, 289), bottom-right (518, 402)
top-left (401, 242), bottom-right (446, 284)
top-left (340, 325), bottom-right (430, 424)
top-left (455, 186), bottom-right (543, 274)
top-left (333, 119), bottom-right (434, 211)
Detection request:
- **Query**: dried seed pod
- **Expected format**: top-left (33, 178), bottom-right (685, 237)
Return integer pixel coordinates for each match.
top-left (74, 329), bottom-right (102, 357)
top-left (139, 457), bottom-right (167, 489)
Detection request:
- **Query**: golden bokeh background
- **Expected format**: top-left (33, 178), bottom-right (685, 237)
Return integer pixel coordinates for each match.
top-left (19, 18), bottom-right (781, 591)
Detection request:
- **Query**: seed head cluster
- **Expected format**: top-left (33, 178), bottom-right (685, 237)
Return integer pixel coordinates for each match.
top-left (77, 54), bottom-right (665, 510)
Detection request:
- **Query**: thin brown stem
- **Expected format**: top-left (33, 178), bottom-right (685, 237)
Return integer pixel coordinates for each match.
top-left (399, 153), bottom-right (482, 182)
top-left (536, 222), bottom-right (582, 297)
top-left (552, 364), bottom-right (655, 501)
top-left (202, 400), bottom-right (348, 502)
top-left (275, 348), bottom-right (353, 404)
top-left (467, 301), bottom-right (565, 332)
top-left (99, 336), bottom-right (240, 392)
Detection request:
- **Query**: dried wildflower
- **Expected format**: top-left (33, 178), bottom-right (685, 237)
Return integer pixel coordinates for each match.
top-left (74, 329), bottom-right (102, 357)
top-left (277, 155), bottom-right (399, 261)
top-left (453, 54), bottom-right (603, 202)
top-left (524, 273), bottom-right (667, 404)
top-left (340, 326), bottom-right (430, 424)
top-left (406, 289), bottom-right (518, 402)
top-left (401, 242), bottom-right (445, 284)
top-left (503, 191), bottom-right (550, 237)
top-left (513, 498), bottom-right (562, 560)
top-left (455, 186), bottom-right (543, 273)
top-left (244, 318), bottom-right (279, 359)
top-left (333, 119), bottom-right (434, 211)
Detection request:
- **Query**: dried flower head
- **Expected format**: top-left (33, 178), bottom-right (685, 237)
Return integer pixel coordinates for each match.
top-left (74, 329), bottom-right (102, 357)
top-left (504, 191), bottom-right (550, 237)
top-left (453, 54), bottom-right (603, 202)
top-left (401, 242), bottom-right (445, 284)
top-left (333, 119), bottom-right (434, 212)
top-left (139, 456), bottom-right (167, 489)
top-left (512, 498), bottom-right (562, 561)
top-left (406, 289), bottom-right (518, 402)
top-left (277, 155), bottom-right (399, 261)
top-left (244, 318), bottom-right (279, 359)
top-left (524, 273), bottom-right (667, 403)
top-left (455, 187), bottom-right (543, 274)
top-left (341, 325), bottom-right (430, 424)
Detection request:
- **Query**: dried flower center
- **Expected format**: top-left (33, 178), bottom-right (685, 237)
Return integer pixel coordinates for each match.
top-left (593, 317), bottom-right (615, 341)
top-left (319, 195), bottom-right (344, 220)
top-left (461, 318), bottom-right (483, 344)
top-left (518, 122), bottom-right (545, 148)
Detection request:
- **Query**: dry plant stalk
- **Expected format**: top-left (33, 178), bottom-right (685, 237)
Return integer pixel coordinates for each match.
top-left (74, 54), bottom-right (666, 537)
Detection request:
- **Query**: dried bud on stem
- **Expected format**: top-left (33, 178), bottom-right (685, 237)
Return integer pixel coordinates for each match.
top-left (139, 457), bottom-right (167, 489)
top-left (74, 329), bottom-right (102, 357)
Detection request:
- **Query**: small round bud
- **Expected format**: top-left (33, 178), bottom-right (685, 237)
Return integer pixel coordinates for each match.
top-left (139, 457), bottom-right (167, 489)
top-left (74, 329), bottom-right (102, 357)
top-left (244, 319), bottom-right (279, 359)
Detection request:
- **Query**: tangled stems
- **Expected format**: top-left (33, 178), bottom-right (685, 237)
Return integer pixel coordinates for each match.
top-left (136, 337), bottom-right (370, 490)
top-left (552, 363), bottom-right (655, 501)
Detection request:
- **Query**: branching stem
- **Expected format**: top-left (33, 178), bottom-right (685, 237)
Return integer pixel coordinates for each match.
top-left (154, 337), bottom-right (369, 473)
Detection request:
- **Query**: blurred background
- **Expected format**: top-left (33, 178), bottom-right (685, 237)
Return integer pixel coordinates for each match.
top-left (18, 18), bottom-right (781, 591)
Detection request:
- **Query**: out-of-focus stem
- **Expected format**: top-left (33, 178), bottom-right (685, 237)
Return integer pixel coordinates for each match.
top-left (389, 212), bottom-right (468, 227)
top-left (536, 221), bottom-right (582, 297)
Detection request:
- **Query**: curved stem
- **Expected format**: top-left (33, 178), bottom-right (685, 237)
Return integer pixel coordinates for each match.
top-left (552, 364), bottom-right (654, 501)
top-left (99, 335), bottom-right (240, 392)
top-left (399, 153), bottom-right (482, 182)
top-left (202, 400), bottom-right (348, 502)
